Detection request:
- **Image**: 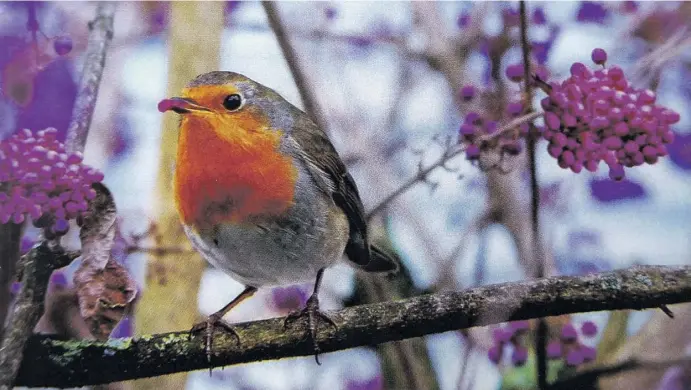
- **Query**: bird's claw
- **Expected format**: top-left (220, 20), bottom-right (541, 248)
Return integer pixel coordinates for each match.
top-left (283, 294), bottom-right (337, 365)
top-left (189, 313), bottom-right (241, 367)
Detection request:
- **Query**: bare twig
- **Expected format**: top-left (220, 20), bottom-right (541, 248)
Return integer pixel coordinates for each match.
top-left (517, 3), bottom-right (548, 389)
top-left (0, 4), bottom-right (115, 388)
top-left (11, 265), bottom-right (691, 388)
top-left (65, 2), bottom-right (116, 154)
top-left (365, 112), bottom-right (542, 220)
top-left (548, 356), bottom-right (691, 390)
top-left (262, 1), bottom-right (328, 132)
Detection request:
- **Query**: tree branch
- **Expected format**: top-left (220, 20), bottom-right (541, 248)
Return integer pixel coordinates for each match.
top-left (65, 2), bottom-right (116, 154)
top-left (262, 1), bottom-right (328, 132)
top-left (0, 244), bottom-right (78, 389)
top-left (517, 2), bottom-right (549, 388)
top-left (13, 265), bottom-right (691, 388)
top-left (365, 112), bottom-right (542, 221)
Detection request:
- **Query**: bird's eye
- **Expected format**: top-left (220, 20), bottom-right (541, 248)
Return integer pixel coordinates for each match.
top-left (223, 94), bottom-right (243, 111)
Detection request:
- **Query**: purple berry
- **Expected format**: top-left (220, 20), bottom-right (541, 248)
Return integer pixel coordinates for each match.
top-left (507, 102), bottom-right (523, 117)
top-left (459, 124), bottom-right (475, 137)
top-left (510, 320), bottom-right (530, 333)
top-left (461, 85), bottom-right (476, 101)
top-left (54, 36), bottom-right (73, 56)
top-left (466, 145), bottom-right (480, 160)
top-left (570, 62), bottom-right (589, 77)
top-left (566, 349), bottom-right (585, 366)
top-left (547, 341), bottom-right (562, 359)
top-left (506, 64), bottom-right (524, 82)
top-left (581, 321), bottom-right (598, 337)
top-left (608, 163), bottom-right (625, 181)
top-left (488, 345), bottom-right (502, 364)
top-left (512, 346), bottom-right (528, 366)
top-left (492, 327), bottom-right (513, 344)
top-left (662, 110), bottom-right (680, 124)
top-left (560, 323), bottom-right (578, 342)
top-left (53, 219), bottom-right (69, 233)
top-left (324, 7), bottom-right (337, 20)
top-left (532, 7), bottom-right (547, 24)
top-left (581, 345), bottom-right (597, 362)
top-left (465, 112), bottom-right (481, 125)
top-left (545, 112), bottom-right (561, 130)
top-left (591, 48), bottom-right (607, 65)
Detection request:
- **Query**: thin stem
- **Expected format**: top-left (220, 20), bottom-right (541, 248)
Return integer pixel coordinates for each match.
top-left (262, 1), bottom-right (328, 132)
top-left (518, 2), bottom-right (547, 389)
top-left (65, 2), bottom-right (116, 154)
top-left (366, 111), bottom-right (543, 221)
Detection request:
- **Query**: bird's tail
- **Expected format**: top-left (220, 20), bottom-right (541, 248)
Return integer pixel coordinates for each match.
top-left (360, 244), bottom-right (400, 273)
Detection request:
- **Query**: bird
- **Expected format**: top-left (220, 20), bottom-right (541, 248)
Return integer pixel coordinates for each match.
top-left (158, 71), bottom-right (398, 364)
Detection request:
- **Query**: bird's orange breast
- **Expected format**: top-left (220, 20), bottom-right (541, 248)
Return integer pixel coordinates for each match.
top-left (174, 114), bottom-right (298, 228)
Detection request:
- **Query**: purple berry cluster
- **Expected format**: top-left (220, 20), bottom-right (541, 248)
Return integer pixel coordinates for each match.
top-left (487, 320), bottom-right (531, 366)
top-left (547, 321), bottom-right (598, 366)
top-left (539, 48), bottom-right (680, 180)
top-left (458, 85), bottom-right (525, 163)
top-left (0, 128), bottom-right (104, 234)
top-left (488, 320), bottom-right (598, 368)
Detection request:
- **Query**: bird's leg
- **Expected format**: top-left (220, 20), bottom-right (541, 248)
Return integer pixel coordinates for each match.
top-left (283, 268), bottom-right (337, 364)
top-left (190, 285), bottom-right (257, 365)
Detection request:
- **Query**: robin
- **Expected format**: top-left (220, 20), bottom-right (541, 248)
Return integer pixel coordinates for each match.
top-left (158, 71), bottom-right (397, 363)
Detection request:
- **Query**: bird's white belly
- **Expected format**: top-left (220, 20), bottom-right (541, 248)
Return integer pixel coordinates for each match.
top-left (183, 222), bottom-right (342, 287)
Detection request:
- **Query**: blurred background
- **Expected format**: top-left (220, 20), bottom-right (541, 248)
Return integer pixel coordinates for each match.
top-left (1, 1), bottom-right (690, 389)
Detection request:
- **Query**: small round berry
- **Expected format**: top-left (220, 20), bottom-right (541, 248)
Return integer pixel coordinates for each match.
top-left (54, 36), bottom-right (73, 56)
top-left (53, 219), bottom-right (70, 234)
top-left (492, 327), bottom-right (513, 344)
top-left (591, 48), bottom-right (607, 65)
top-left (459, 124), bottom-right (475, 137)
top-left (560, 323), bottom-right (578, 342)
top-left (570, 62), bottom-right (588, 77)
top-left (324, 7), bottom-right (337, 20)
top-left (506, 102), bottom-right (523, 117)
top-left (545, 112), bottom-right (561, 130)
top-left (488, 345), bottom-right (502, 364)
top-left (465, 112), bottom-right (482, 125)
top-left (662, 110), bottom-right (680, 124)
top-left (547, 341), bottom-right (562, 359)
top-left (510, 320), bottom-right (530, 332)
top-left (505, 64), bottom-right (524, 82)
top-left (460, 85), bottom-right (476, 101)
top-left (566, 349), bottom-right (585, 366)
top-left (581, 345), bottom-right (597, 362)
top-left (581, 321), bottom-right (598, 337)
top-left (466, 145), bottom-right (480, 160)
top-left (512, 346), bottom-right (528, 366)
top-left (608, 163), bottom-right (625, 181)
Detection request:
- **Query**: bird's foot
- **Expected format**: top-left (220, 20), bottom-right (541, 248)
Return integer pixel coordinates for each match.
top-left (283, 294), bottom-right (337, 365)
top-left (189, 313), bottom-right (241, 365)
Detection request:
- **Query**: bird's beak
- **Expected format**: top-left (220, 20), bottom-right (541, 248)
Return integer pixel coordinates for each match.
top-left (157, 97), bottom-right (210, 114)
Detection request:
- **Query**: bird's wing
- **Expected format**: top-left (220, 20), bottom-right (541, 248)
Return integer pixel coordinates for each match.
top-left (289, 114), bottom-right (372, 268)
